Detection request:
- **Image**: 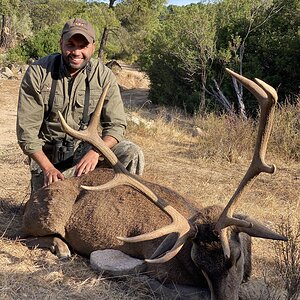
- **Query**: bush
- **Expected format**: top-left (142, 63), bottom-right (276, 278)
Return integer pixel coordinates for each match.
top-left (24, 24), bottom-right (61, 59)
top-left (7, 24), bottom-right (61, 63)
top-left (7, 45), bottom-right (28, 64)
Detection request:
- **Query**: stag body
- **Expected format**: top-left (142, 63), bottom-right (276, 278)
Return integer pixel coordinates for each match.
top-left (22, 167), bottom-right (251, 292)
top-left (19, 69), bottom-right (286, 300)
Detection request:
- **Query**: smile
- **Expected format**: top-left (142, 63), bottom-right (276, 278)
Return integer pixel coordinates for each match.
top-left (69, 56), bottom-right (83, 65)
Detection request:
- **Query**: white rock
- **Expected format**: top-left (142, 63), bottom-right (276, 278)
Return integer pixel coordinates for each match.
top-left (1, 67), bottom-right (14, 78)
top-left (90, 249), bottom-right (145, 276)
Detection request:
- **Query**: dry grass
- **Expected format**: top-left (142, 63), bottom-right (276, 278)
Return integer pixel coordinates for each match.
top-left (274, 216), bottom-right (300, 299)
top-left (126, 101), bottom-right (300, 298)
top-left (0, 75), bottom-right (299, 299)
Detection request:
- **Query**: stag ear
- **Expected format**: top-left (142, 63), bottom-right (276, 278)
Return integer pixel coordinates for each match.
top-left (236, 216), bottom-right (287, 241)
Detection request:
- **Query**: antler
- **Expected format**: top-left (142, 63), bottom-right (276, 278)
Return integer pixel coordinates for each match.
top-left (58, 84), bottom-right (195, 263)
top-left (214, 68), bottom-right (286, 259)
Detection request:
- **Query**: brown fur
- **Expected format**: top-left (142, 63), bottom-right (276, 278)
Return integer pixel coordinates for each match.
top-left (21, 167), bottom-right (252, 297)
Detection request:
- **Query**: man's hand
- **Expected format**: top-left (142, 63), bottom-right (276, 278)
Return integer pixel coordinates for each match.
top-left (44, 167), bottom-right (65, 186)
top-left (75, 149), bottom-right (100, 176)
top-left (75, 135), bottom-right (118, 177)
top-left (30, 150), bottom-right (65, 186)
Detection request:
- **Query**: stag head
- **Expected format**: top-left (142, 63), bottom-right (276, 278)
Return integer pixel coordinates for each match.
top-left (189, 69), bottom-right (287, 299)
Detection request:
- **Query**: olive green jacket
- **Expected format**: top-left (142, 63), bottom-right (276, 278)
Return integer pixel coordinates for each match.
top-left (17, 54), bottom-right (127, 156)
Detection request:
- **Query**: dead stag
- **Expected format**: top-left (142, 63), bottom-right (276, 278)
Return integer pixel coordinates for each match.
top-left (19, 69), bottom-right (287, 300)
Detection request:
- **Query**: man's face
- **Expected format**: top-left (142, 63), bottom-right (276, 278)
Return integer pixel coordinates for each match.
top-left (60, 34), bottom-right (95, 74)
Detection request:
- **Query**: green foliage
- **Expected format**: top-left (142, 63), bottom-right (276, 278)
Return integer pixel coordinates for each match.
top-left (7, 45), bottom-right (26, 64)
top-left (10, 13), bottom-right (32, 42)
top-left (22, 0), bottom-right (86, 32)
top-left (27, 25), bottom-right (61, 58)
top-left (11, 24), bottom-right (61, 61)
top-left (140, 0), bottom-right (300, 115)
top-left (115, 0), bottom-right (167, 57)
top-left (81, 1), bottom-right (120, 42)
top-left (141, 3), bottom-right (219, 114)
top-left (244, 0), bottom-right (300, 102)
top-left (2, 0), bottom-right (300, 116)
top-left (0, 0), bottom-right (20, 15)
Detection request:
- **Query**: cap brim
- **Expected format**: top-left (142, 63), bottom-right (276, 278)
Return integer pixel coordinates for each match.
top-left (63, 29), bottom-right (94, 44)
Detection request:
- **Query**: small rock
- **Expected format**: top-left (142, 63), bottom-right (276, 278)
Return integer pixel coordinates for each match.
top-left (90, 249), bottom-right (146, 276)
top-left (1, 67), bottom-right (14, 78)
top-left (192, 126), bottom-right (206, 137)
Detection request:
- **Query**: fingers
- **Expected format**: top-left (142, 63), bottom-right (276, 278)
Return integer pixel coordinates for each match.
top-left (76, 159), bottom-right (98, 176)
top-left (44, 168), bottom-right (65, 186)
top-left (43, 149), bottom-right (99, 186)
top-left (75, 149), bottom-right (99, 177)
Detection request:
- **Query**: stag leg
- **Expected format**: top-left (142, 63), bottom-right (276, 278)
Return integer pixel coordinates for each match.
top-left (23, 236), bottom-right (71, 259)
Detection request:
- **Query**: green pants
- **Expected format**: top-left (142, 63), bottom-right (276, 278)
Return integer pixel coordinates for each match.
top-left (30, 140), bottom-right (144, 193)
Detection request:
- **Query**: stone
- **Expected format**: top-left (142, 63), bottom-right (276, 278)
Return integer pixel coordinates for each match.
top-left (90, 249), bottom-right (146, 276)
top-left (1, 67), bottom-right (14, 79)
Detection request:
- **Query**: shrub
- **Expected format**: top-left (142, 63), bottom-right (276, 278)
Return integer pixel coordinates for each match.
top-left (7, 24), bottom-right (61, 63)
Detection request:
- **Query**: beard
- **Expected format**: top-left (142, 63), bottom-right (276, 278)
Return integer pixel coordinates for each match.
top-left (62, 54), bottom-right (89, 73)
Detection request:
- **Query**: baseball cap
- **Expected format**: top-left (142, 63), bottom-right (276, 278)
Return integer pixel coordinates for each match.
top-left (61, 18), bottom-right (96, 43)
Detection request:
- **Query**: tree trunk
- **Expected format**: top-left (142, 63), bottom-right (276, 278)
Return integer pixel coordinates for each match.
top-left (98, 27), bottom-right (109, 62)
top-left (199, 69), bottom-right (207, 113)
top-left (0, 15), bottom-right (12, 49)
top-left (232, 77), bottom-right (247, 119)
top-left (97, 0), bottom-right (116, 61)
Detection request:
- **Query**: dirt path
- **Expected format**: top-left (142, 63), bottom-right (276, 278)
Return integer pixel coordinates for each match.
top-left (0, 80), bottom-right (20, 148)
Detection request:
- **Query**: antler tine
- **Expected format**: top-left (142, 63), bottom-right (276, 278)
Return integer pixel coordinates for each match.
top-left (214, 68), bottom-right (278, 259)
top-left (58, 83), bottom-right (120, 167)
top-left (58, 84), bottom-right (193, 263)
top-left (118, 205), bottom-right (196, 264)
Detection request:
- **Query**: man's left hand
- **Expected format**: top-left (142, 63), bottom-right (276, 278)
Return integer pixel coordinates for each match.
top-left (75, 149), bottom-right (100, 176)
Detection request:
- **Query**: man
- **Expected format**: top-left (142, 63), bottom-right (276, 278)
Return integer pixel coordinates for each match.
top-left (17, 18), bottom-right (144, 193)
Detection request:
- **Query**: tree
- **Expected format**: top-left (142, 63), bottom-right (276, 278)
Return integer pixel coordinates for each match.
top-left (115, 0), bottom-right (167, 61)
top-left (98, 0), bottom-right (117, 61)
top-left (215, 0), bottom-right (281, 117)
top-left (245, 0), bottom-right (300, 103)
top-left (0, 0), bottom-right (20, 49)
top-left (141, 2), bottom-right (219, 114)
top-left (172, 4), bottom-right (217, 112)
top-left (23, 0), bottom-right (86, 32)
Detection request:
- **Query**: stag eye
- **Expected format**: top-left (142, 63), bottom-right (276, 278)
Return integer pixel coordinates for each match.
top-left (236, 251), bottom-right (242, 262)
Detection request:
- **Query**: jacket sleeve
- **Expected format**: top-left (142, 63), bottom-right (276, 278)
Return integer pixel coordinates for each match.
top-left (99, 64), bottom-right (127, 142)
top-left (16, 65), bottom-right (45, 155)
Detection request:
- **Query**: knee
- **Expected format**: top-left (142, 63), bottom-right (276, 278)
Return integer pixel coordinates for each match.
top-left (113, 141), bottom-right (145, 175)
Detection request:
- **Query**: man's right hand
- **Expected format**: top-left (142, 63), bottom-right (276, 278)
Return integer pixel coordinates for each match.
top-left (43, 167), bottom-right (64, 186)
top-left (30, 150), bottom-right (65, 186)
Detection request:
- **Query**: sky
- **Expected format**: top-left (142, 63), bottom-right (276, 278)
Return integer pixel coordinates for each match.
top-left (167, 0), bottom-right (200, 5)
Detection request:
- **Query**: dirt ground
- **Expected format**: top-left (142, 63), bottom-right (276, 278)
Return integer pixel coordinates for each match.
top-left (0, 66), bottom-right (299, 299)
